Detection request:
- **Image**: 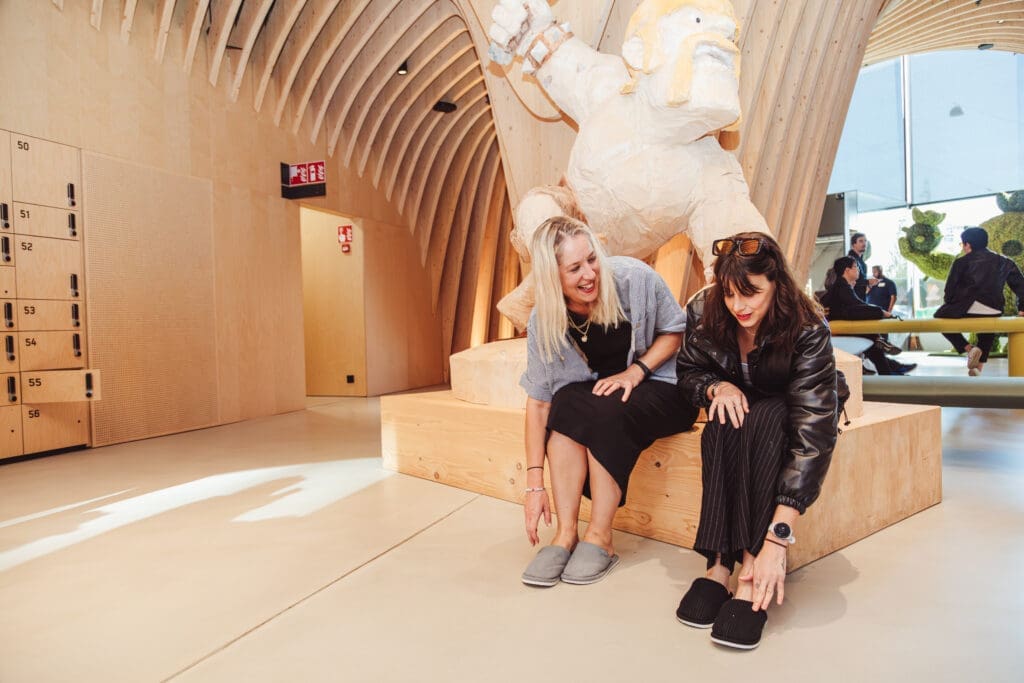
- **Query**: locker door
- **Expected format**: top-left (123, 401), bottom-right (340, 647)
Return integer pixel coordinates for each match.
top-left (0, 130), bottom-right (11, 232)
top-left (10, 203), bottom-right (79, 241)
top-left (13, 235), bottom-right (82, 300)
top-left (0, 333), bottom-right (19, 372)
top-left (18, 331), bottom-right (85, 370)
top-left (22, 402), bottom-right (89, 454)
top-left (0, 266), bottom-right (15, 298)
top-left (17, 299), bottom-right (81, 331)
top-left (10, 135), bottom-right (81, 210)
top-left (0, 405), bottom-right (22, 460)
top-left (1, 372), bottom-right (20, 405)
top-left (21, 369), bottom-right (99, 403)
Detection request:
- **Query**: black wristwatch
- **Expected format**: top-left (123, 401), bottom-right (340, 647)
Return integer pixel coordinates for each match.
top-left (770, 522), bottom-right (795, 545)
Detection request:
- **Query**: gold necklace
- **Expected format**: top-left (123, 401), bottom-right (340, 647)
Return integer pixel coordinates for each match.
top-left (567, 313), bottom-right (592, 342)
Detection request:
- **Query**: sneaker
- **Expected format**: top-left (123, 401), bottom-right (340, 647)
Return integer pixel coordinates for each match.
top-left (967, 346), bottom-right (983, 371)
top-left (874, 338), bottom-right (902, 355)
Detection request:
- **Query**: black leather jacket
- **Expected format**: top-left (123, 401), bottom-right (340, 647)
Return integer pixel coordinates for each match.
top-left (676, 289), bottom-right (843, 514)
top-left (935, 248), bottom-right (1024, 318)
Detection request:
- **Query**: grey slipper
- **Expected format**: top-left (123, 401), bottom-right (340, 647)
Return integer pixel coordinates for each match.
top-left (560, 541), bottom-right (619, 585)
top-left (522, 545), bottom-right (572, 587)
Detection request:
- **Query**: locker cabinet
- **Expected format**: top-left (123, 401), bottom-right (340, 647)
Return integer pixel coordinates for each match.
top-left (10, 135), bottom-right (80, 210)
top-left (0, 333), bottom-right (18, 372)
top-left (0, 266), bottom-right (15, 297)
top-left (17, 299), bottom-right (82, 331)
top-left (13, 235), bottom-right (82, 300)
top-left (11, 203), bottom-right (79, 241)
top-left (0, 405), bottom-right (22, 459)
top-left (1, 372), bottom-right (20, 405)
top-left (18, 331), bottom-right (85, 371)
top-left (0, 130), bottom-right (10, 231)
top-left (21, 370), bottom-right (99, 403)
top-left (22, 403), bottom-right (89, 454)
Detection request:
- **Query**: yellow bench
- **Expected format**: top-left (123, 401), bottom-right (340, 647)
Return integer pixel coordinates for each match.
top-left (828, 316), bottom-right (1024, 376)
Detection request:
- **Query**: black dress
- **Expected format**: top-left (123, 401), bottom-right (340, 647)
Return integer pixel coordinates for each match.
top-left (546, 310), bottom-right (698, 506)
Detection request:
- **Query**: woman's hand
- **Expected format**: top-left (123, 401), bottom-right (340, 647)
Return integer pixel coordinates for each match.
top-left (740, 540), bottom-right (788, 611)
top-left (592, 365), bottom-right (645, 402)
top-left (524, 489), bottom-right (551, 545)
top-left (708, 381), bottom-right (749, 428)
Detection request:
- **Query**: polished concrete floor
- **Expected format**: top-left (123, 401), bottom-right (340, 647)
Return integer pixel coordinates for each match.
top-left (1, 352), bottom-right (1022, 682)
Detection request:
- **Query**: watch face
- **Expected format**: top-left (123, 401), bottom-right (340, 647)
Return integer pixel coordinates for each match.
top-left (773, 522), bottom-right (792, 539)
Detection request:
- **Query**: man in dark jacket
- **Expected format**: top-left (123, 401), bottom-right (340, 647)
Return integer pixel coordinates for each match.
top-left (935, 227), bottom-right (1024, 376)
top-left (821, 256), bottom-right (914, 375)
top-left (848, 233), bottom-right (876, 300)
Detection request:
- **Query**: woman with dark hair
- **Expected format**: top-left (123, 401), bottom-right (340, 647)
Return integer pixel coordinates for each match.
top-left (674, 231), bottom-right (847, 649)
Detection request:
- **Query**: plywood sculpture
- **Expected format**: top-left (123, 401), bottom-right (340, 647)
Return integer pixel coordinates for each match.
top-left (488, 0), bottom-right (769, 327)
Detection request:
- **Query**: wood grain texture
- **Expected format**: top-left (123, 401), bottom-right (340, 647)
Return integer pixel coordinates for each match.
top-left (382, 390), bottom-right (942, 571)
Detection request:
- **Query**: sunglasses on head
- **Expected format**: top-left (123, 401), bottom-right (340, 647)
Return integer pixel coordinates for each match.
top-left (712, 237), bottom-right (764, 257)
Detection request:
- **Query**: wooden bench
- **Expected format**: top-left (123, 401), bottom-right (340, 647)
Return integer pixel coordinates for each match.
top-left (828, 316), bottom-right (1024, 376)
top-left (382, 340), bottom-right (942, 570)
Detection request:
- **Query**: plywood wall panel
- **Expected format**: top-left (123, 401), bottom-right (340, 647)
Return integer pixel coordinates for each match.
top-left (83, 152), bottom-right (219, 446)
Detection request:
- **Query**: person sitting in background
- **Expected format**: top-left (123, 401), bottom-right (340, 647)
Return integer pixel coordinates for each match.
top-left (820, 257), bottom-right (915, 375)
top-left (519, 216), bottom-right (698, 587)
top-left (934, 227), bottom-right (1024, 376)
top-left (674, 231), bottom-right (847, 650)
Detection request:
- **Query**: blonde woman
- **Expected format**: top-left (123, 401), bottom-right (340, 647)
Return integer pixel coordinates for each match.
top-left (520, 217), bottom-right (698, 586)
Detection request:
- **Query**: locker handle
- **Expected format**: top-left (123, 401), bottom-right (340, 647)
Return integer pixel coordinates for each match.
top-left (70, 274), bottom-right (79, 298)
top-left (68, 213), bottom-right (77, 237)
top-left (71, 303), bottom-right (80, 327)
top-left (1, 237), bottom-right (9, 263)
top-left (4, 335), bottom-right (13, 361)
top-left (6, 376), bottom-right (15, 403)
top-left (3, 302), bottom-right (12, 328)
top-left (72, 333), bottom-right (82, 357)
top-left (0, 203), bottom-right (8, 229)
top-left (85, 372), bottom-right (93, 399)
top-left (67, 183), bottom-right (77, 207)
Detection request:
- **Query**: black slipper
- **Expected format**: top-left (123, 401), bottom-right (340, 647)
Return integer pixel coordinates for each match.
top-left (675, 578), bottom-right (731, 628)
top-left (710, 598), bottom-right (768, 649)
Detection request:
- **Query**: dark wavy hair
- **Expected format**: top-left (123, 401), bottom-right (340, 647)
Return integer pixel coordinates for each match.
top-left (702, 231), bottom-right (825, 351)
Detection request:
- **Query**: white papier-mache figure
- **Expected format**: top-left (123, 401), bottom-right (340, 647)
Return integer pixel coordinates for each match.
top-left (489, 0), bottom-right (771, 328)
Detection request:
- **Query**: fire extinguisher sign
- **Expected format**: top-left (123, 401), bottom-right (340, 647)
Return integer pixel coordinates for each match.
top-left (338, 225), bottom-right (353, 253)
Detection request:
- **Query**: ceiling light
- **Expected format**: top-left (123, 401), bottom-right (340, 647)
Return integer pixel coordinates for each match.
top-left (949, 104), bottom-right (964, 117)
top-left (996, 19), bottom-right (1005, 24)
top-left (978, 43), bottom-right (994, 50)
top-left (397, 60), bottom-right (409, 75)
top-left (433, 101), bottom-right (457, 113)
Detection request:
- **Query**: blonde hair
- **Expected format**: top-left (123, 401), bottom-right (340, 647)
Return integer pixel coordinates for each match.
top-left (530, 217), bottom-right (625, 362)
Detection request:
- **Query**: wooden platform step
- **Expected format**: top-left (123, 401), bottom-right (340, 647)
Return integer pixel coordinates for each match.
top-left (381, 389), bottom-right (941, 571)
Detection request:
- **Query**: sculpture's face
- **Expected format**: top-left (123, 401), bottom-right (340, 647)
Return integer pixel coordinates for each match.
top-left (622, 0), bottom-right (741, 124)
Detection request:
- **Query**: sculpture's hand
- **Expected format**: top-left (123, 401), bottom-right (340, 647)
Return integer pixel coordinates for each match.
top-left (487, 0), bottom-right (555, 67)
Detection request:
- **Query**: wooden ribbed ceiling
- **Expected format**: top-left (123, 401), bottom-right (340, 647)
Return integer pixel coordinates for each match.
top-left (57, 0), bottom-right (516, 356)
top-left (867, 0), bottom-right (1024, 65)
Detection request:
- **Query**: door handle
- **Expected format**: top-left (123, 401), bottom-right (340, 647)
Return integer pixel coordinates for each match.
top-left (3, 302), bottom-right (12, 328)
top-left (4, 335), bottom-right (14, 361)
top-left (68, 213), bottom-right (77, 237)
top-left (6, 376), bottom-right (15, 403)
top-left (1, 237), bottom-right (9, 263)
top-left (70, 274), bottom-right (79, 298)
top-left (67, 183), bottom-right (76, 207)
top-left (85, 372), bottom-right (93, 399)
top-left (72, 333), bottom-right (81, 357)
top-left (71, 303), bottom-right (80, 327)
top-left (0, 203), bottom-right (8, 229)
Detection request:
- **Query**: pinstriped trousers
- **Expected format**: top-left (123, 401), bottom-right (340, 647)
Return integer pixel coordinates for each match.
top-left (694, 395), bottom-right (789, 572)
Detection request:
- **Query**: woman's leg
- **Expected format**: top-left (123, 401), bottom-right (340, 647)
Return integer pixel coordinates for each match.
top-left (581, 452), bottom-right (621, 555)
top-left (734, 551), bottom-right (756, 601)
top-left (546, 431), bottom-right (588, 550)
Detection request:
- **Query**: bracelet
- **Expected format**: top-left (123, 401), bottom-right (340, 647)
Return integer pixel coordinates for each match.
top-left (524, 487), bottom-right (546, 493)
top-left (764, 536), bottom-right (789, 549)
top-left (633, 359), bottom-right (652, 380)
top-left (527, 465), bottom-right (544, 471)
